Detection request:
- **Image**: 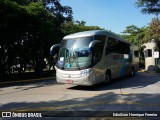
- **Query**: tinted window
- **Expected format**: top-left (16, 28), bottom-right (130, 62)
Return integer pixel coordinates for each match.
top-left (61, 36), bottom-right (93, 48)
top-left (92, 42), bottom-right (104, 65)
top-left (105, 37), bottom-right (130, 55)
top-left (117, 41), bottom-right (130, 54)
top-left (94, 35), bottom-right (106, 41)
top-left (125, 43), bottom-right (130, 54)
top-left (105, 37), bottom-right (117, 55)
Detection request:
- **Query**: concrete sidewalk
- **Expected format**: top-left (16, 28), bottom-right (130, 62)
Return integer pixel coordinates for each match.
top-left (1, 70), bottom-right (159, 86)
top-left (0, 76), bottom-right (56, 86)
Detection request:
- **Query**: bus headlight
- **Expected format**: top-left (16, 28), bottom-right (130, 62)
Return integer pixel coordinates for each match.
top-left (80, 69), bottom-right (92, 77)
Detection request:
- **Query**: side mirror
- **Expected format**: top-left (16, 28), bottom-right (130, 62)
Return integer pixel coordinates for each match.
top-left (89, 40), bottom-right (101, 48)
top-left (88, 40), bottom-right (101, 52)
top-left (50, 44), bottom-right (60, 56)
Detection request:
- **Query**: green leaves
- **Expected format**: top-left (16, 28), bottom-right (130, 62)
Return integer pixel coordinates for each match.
top-left (121, 25), bottom-right (146, 46)
top-left (134, 0), bottom-right (160, 44)
top-left (23, 2), bottom-right (45, 16)
top-left (142, 17), bottom-right (160, 43)
top-left (122, 25), bottom-right (140, 35)
top-left (0, 0), bottom-right (73, 76)
top-left (61, 21), bottom-right (104, 36)
top-left (121, 18), bottom-right (160, 46)
top-left (135, 0), bottom-right (160, 16)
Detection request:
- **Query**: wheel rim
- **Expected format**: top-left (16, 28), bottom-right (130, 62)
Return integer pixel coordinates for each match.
top-left (105, 73), bottom-right (110, 82)
top-left (131, 69), bottom-right (134, 76)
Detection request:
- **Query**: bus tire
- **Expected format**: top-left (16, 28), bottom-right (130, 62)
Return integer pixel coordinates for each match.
top-left (104, 71), bottom-right (111, 84)
top-left (130, 67), bottom-right (135, 77)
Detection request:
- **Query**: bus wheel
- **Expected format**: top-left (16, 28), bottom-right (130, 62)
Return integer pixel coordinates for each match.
top-left (105, 71), bottom-right (111, 84)
top-left (130, 68), bottom-right (134, 77)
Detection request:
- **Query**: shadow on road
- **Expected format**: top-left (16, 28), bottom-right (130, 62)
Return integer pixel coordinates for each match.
top-left (0, 92), bottom-right (160, 117)
top-left (68, 72), bottom-right (160, 91)
top-left (0, 72), bottom-right (160, 118)
top-left (0, 79), bottom-right (57, 93)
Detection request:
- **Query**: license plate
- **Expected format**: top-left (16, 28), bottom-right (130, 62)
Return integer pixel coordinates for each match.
top-left (67, 80), bottom-right (73, 83)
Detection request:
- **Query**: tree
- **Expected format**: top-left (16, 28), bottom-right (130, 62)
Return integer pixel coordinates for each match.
top-left (122, 25), bottom-right (140, 35)
top-left (10, 0), bottom-right (73, 25)
top-left (120, 25), bottom-right (147, 68)
top-left (142, 17), bottom-right (160, 43)
top-left (75, 20), bottom-right (86, 26)
top-left (61, 21), bottom-right (104, 36)
top-left (135, 0), bottom-right (160, 16)
top-left (0, 0), bottom-right (106, 79)
top-left (121, 25), bottom-right (146, 46)
top-left (0, 0), bottom-right (73, 79)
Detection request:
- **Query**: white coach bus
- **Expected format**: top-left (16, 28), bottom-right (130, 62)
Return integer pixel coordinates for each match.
top-left (50, 30), bottom-right (139, 86)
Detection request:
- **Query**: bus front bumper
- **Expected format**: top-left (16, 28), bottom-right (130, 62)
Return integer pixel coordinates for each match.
top-left (55, 68), bottom-right (96, 86)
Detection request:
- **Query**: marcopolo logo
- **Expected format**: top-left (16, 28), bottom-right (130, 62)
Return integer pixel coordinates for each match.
top-left (2, 112), bottom-right (11, 117)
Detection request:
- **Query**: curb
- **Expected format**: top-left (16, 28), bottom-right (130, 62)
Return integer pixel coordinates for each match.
top-left (138, 69), bottom-right (145, 72)
top-left (139, 69), bottom-right (160, 75)
top-left (145, 71), bottom-right (160, 75)
top-left (0, 77), bottom-right (56, 86)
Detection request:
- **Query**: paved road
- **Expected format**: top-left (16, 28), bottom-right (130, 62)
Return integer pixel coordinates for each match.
top-left (0, 71), bottom-right (160, 118)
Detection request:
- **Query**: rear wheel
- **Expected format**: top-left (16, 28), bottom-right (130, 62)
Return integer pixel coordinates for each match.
top-left (130, 67), bottom-right (135, 77)
top-left (104, 71), bottom-right (111, 84)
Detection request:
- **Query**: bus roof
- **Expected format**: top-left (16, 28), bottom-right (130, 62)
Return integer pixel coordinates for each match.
top-left (63, 30), bottom-right (130, 44)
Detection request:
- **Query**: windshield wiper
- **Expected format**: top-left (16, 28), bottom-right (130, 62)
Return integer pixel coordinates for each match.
top-left (61, 49), bottom-right (80, 70)
top-left (73, 49), bottom-right (80, 70)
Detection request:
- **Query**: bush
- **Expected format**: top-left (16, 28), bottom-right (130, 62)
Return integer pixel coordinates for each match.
top-left (156, 67), bottom-right (160, 73)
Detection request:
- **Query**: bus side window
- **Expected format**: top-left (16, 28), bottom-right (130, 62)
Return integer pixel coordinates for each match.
top-left (117, 41), bottom-right (130, 54)
top-left (92, 43), bottom-right (104, 65)
top-left (94, 35), bottom-right (106, 42)
top-left (105, 37), bottom-right (117, 55)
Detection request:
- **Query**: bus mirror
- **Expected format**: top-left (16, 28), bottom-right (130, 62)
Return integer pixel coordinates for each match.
top-left (50, 44), bottom-right (60, 55)
top-left (89, 40), bottom-right (101, 48)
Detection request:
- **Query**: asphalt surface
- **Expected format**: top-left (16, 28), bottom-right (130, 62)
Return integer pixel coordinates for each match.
top-left (0, 71), bottom-right (160, 119)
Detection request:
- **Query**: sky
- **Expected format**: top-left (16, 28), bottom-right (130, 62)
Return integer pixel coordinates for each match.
top-left (60, 0), bottom-right (155, 34)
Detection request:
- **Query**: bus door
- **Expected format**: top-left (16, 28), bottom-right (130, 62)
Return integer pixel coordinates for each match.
top-left (89, 40), bottom-right (104, 83)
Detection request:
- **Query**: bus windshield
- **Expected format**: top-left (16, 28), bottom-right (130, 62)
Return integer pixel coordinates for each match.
top-left (57, 36), bottom-right (93, 70)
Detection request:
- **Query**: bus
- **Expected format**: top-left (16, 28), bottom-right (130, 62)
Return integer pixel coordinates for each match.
top-left (50, 30), bottom-right (139, 86)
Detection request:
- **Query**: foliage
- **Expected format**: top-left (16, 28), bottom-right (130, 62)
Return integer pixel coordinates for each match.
top-left (135, 0), bottom-right (160, 16)
top-left (23, 2), bottom-right (45, 16)
top-left (0, 0), bottom-right (73, 79)
top-left (120, 25), bottom-right (147, 68)
top-left (120, 25), bottom-right (146, 46)
top-left (120, 19), bottom-right (160, 68)
top-left (0, 0), bottom-right (104, 80)
top-left (75, 20), bottom-right (86, 26)
top-left (142, 17), bottom-right (160, 43)
top-left (62, 21), bottom-right (104, 35)
top-left (156, 67), bottom-right (160, 73)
